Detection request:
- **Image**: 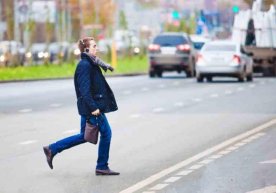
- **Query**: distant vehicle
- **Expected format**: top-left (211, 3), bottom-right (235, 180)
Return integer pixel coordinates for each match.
top-left (48, 42), bottom-right (70, 63)
top-left (232, 1), bottom-right (276, 76)
top-left (0, 41), bottom-right (25, 66)
top-left (190, 35), bottom-right (211, 51)
top-left (148, 32), bottom-right (196, 78)
top-left (196, 40), bottom-right (254, 82)
top-left (30, 43), bottom-right (48, 64)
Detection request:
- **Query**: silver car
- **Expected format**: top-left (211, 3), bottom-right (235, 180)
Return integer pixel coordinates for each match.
top-left (196, 41), bottom-right (253, 82)
top-left (148, 32), bottom-right (196, 78)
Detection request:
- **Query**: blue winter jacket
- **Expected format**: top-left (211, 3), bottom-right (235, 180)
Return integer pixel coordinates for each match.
top-left (74, 53), bottom-right (118, 116)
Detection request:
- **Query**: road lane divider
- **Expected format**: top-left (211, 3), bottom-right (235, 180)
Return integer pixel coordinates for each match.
top-left (19, 140), bottom-right (37, 145)
top-left (119, 118), bottom-right (276, 193)
top-left (18, 109), bottom-right (32, 113)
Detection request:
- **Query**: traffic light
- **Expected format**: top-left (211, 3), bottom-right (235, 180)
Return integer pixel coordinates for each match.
top-left (232, 5), bottom-right (239, 13)
top-left (172, 10), bottom-right (180, 19)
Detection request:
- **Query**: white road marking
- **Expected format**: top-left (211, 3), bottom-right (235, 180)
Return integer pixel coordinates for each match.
top-left (173, 81), bottom-right (179, 86)
top-left (249, 84), bottom-right (256, 88)
top-left (210, 94), bottom-right (219, 98)
top-left (193, 98), bottom-right (202, 102)
top-left (19, 140), bottom-right (37, 145)
top-left (63, 129), bottom-right (78, 134)
top-left (130, 114), bottom-right (141, 118)
top-left (224, 90), bottom-right (233, 95)
top-left (246, 185), bottom-right (276, 193)
top-left (237, 87), bottom-right (244, 91)
top-left (158, 84), bottom-right (166, 88)
top-left (209, 154), bottom-right (223, 159)
top-left (176, 170), bottom-right (193, 176)
top-left (123, 90), bottom-right (132, 95)
top-left (226, 146), bottom-right (239, 151)
top-left (142, 192), bottom-right (155, 193)
top-left (141, 87), bottom-right (149, 92)
top-left (218, 150), bottom-right (232, 155)
top-left (164, 177), bottom-right (181, 183)
top-left (199, 159), bottom-right (214, 165)
top-left (119, 118), bottom-right (276, 193)
top-left (153, 108), bottom-right (164, 113)
top-left (189, 164), bottom-right (203, 170)
top-left (18, 109), bottom-right (32, 113)
top-left (259, 159), bottom-right (276, 164)
top-left (150, 184), bottom-right (168, 191)
top-left (234, 142), bottom-right (247, 147)
top-left (174, 102), bottom-right (184, 107)
top-left (50, 103), bottom-right (62, 107)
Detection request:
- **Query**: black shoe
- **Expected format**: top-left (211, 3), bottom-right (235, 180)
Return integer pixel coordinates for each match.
top-left (43, 146), bottom-right (54, 169)
top-left (95, 168), bottom-right (120, 176)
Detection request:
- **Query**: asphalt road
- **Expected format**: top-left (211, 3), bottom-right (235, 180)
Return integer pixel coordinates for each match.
top-left (0, 73), bottom-right (275, 193)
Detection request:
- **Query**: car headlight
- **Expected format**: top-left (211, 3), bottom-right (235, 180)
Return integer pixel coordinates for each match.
top-left (25, 52), bottom-right (32, 58)
top-left (133, 47), bottom-right (140, 54)
top-left (0, 55), bottom-right (5, 62)
top-left (38, 52), bottom-right (44, 58)
top-left (43, 52), bottom-right (49, 58)
top-left (74, 49), bottom-right (81, 56)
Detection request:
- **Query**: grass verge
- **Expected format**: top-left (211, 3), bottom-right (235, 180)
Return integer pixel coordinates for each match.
top-left (0, 56), bottom-right (148, 81)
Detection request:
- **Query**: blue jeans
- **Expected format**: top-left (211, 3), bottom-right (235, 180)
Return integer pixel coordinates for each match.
top-left (49, 114), bottom-right (112, 170)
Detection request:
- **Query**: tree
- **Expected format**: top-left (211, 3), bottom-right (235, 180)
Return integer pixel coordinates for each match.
top-left (119, 10), bottom-right (128, 30)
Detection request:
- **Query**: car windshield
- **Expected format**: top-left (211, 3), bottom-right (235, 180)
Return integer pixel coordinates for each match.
top-left (153, 35), bottom-right (187, 46)
top-left (203, 44), bottom-right (236, 52)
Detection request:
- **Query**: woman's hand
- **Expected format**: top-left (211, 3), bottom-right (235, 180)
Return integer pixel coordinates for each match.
top-left (91, 109), bottom-right (100, 116)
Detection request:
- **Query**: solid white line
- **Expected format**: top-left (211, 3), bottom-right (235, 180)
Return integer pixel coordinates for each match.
top-left (150, 184), bottom-right (168, 191)
top-left (164, 177), bottom-right (181, 183)
top-left (19, 140), bottom-right (37, 145)
top-left (189, 164), bottom-right (204, 170)
top-left (234, 142), bottom-right (247, 147)
top-left (118, 118), bottom-right (276, 193)
top-left (199, 159), bottom-right (214, 165)
top-left (218, 150), bottom-right (232, 155)
top-left (142, 192), bottom-right (156, 193)
top-left (176, 170), bottom-right (193, 176)
top-left (209, 154), bottom-right (223, 159)
top-left (246, 185), bottom-right (276, 193)
top-left (18, 109), bottom-right (32, 113)
top-left (226, 146), bottom-right (239, 151)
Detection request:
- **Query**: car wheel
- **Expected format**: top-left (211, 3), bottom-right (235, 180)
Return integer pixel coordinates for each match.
top-left (149, 71), bottom-right (155, 78)
top-left (246, 74), bottom-right (253, 82)
top-left (197, 75), bottom-right (204, 83)
top-left (156, 71), bottom-right (163, 78)
top-left (206, 76), bottom-right (213, 82)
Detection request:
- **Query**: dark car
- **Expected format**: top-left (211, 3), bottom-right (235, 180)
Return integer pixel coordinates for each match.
top-left (147, 32), bottom-right (196, 78)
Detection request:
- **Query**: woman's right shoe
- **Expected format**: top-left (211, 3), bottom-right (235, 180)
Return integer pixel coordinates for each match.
top-left (43, 146), bottom-right (54, 169)
top-left (95, 168), bottom-right (120, 175)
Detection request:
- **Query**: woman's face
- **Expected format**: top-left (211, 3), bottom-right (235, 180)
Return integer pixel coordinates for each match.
top-left (88, 40), bottom-right (97, 56)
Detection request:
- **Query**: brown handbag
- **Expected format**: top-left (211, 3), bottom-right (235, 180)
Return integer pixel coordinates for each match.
top-left (84, 122), bottom-right (99, 144)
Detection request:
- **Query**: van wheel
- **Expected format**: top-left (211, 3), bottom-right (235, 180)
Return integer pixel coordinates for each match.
top-left (156, 71), bottom-right (163, 78)
top-left (197, 75), bottom-right (204, 82)
top-left (246, 74), bottom-right (253, 81)
top-left (207, 76), bottom-right (213, 82)
top-left (149, 71), bottom-right (155, 78)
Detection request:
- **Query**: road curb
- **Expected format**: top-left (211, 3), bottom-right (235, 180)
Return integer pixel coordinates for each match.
top-left (0, 72), bottom-right (147, 84)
